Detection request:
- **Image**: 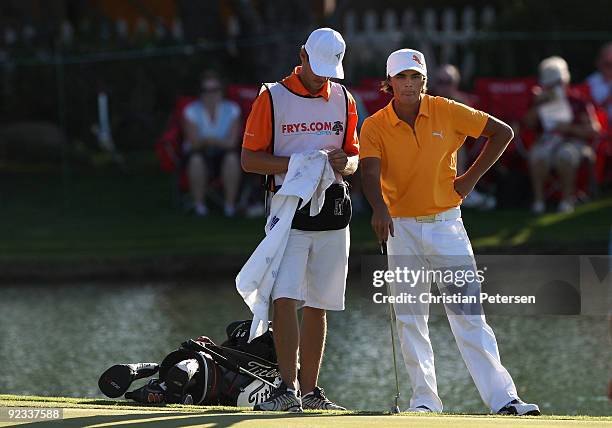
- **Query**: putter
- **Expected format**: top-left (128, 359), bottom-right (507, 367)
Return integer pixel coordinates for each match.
top-left (381, 241), bottom-right (401, 414)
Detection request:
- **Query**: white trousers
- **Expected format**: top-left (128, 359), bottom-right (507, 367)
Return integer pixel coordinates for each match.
top-left (387, 211), bottom-right (518, 412)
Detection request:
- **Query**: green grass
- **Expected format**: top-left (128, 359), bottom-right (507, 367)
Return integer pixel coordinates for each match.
top-left (467, 197), bottom-right (612, 251)
top-left (1, 395), bottom-right (610, 427)
top-left (0, 166), bottom-right (610, 266)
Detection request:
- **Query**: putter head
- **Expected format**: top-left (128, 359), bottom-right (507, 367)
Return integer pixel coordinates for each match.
top-left (391, 405), bottom-right (401, 414)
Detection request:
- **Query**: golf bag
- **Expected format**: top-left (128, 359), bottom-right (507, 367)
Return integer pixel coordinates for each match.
top-left (214, 320), bottom-right (280, 406)
top-left (98, 320), bottom-right (281, 406)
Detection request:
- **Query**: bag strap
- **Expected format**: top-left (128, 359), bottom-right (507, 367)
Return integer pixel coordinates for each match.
top-left (340, 84), bottom-right (349, 150)
top-left (261, 83), bottom-right (276, 217)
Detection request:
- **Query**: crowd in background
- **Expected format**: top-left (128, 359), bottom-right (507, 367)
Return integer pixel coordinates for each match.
top-left (159, 42), bottom-right (612, 218)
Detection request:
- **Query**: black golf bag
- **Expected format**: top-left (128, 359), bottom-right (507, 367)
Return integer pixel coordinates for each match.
top-left (98, 320), bottom-right (281, 406)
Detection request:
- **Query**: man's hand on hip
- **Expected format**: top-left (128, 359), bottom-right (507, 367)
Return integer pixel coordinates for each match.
top-left (453, 174), bottom-right (477, 198)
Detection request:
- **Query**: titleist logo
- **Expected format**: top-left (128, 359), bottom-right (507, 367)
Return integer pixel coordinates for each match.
top-left (247, 382), bottom-right (274, 404)
top-left (247, 361), bottom-right (281, 379)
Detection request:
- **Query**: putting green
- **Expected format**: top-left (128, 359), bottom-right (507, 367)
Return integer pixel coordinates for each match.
top-left (1, 395), bottom-right (610, 427)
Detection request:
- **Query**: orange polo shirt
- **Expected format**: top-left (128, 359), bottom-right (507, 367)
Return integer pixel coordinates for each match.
top-left (359, 95), bottom-right (489, 217)
top-left (242, 66), bottom-right (359, 156)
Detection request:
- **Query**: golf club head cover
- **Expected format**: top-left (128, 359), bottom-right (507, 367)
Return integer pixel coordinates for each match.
top-left (160, 348), bottom-right (221, 405)
top-left (98, 363), bottom-right (159, 398)
top-left (222, 320), bottom-right (276, 363)
top-left (164, 359), bottom-right (199, 404)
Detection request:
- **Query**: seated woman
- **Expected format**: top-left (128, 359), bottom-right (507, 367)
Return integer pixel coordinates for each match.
top-left (182, 70), bottom-right (242, 216)
top-left (524, 56), bottom-right (600, 214)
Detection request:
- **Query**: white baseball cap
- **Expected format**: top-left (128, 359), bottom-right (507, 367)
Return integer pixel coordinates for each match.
top-left (386, 49), bottom-right (427, 78)
top-left (538, 56), bottom-right (570, 87)
top-left (304, 28), bottom-right (345, 79)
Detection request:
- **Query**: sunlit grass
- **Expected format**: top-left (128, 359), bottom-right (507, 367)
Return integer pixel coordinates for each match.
top-left (1, 394), bottom-right (611, 428)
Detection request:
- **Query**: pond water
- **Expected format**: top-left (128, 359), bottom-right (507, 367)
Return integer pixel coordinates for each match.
top-left (0, 280), bottom-right (609, 415)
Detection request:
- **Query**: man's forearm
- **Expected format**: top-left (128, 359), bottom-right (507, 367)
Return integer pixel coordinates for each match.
top-left (361, 172), bottom-right (387, 210)
top-left (363, 187), bottom-right (387, 211)
top-left (464, 136), bottom-right (509, 183)
top-left (241, 148), bottom-right (289, 175)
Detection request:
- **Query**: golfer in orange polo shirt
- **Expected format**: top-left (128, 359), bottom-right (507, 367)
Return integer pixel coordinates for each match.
top-left (360, 49), bottom-right (540, 416)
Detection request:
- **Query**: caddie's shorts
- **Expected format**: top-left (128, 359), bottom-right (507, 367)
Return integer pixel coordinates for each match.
top-left (271, 227), bottom-right (349, 310)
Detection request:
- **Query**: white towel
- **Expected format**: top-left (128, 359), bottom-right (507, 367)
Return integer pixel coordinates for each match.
top-left (236, 150), bottom-right (336, 342)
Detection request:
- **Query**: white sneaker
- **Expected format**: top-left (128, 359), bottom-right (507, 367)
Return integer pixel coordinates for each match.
top-left (194, 204), bottom-right (209, 217)
top-left (302, 386), bottom-right (345, 410)
top-left (497, 399), bottom-right (541, 416)
top-left (224, 204), bottom-right (237, 217)
top-left (531, 201), bottom-right (545, 214)
top-left (245, 202), bottom-right (265, 218)
top-left (558, 200), bottom-right (574, 213)
top-left (482, 195), bottom-right (497, 210)
top-left (253, 383), bottom-right (303, 412)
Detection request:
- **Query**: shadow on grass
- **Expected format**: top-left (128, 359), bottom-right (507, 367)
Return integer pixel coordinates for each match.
top-left (15, 410), bottom-right (377, 428)
top-left (69, 399), bottom-right (241, 413)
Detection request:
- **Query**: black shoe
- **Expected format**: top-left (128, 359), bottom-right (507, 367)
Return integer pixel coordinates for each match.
top-left (302, 386), bottom-right (345, 410)
top-left (253, 383), bottom-right (302, 412)
top-left (98, 363), bottom-right (159, 398)
top-left (497, 399), bottom-right (541, 416)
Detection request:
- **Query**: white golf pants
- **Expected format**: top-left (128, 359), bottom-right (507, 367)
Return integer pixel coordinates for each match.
top-left (386, 210), bottom-right (519, 412)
